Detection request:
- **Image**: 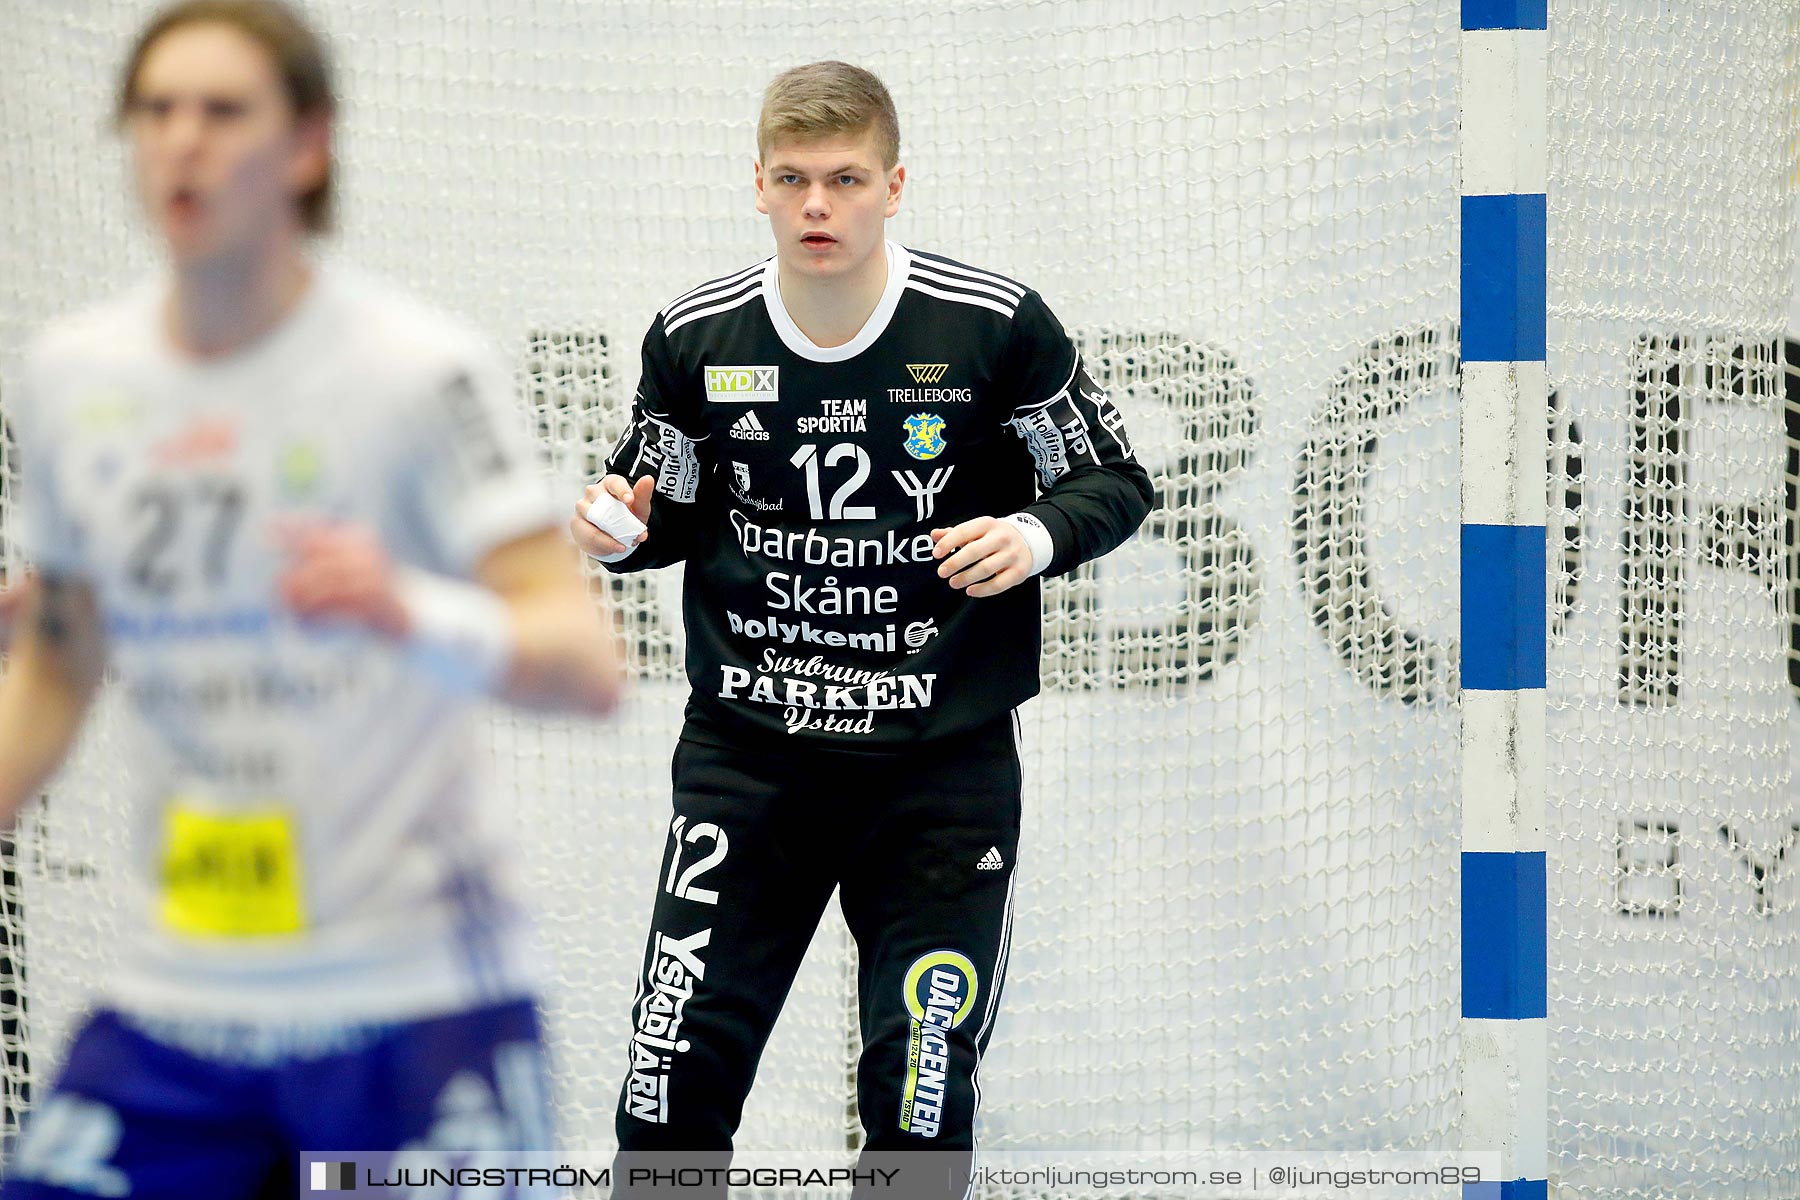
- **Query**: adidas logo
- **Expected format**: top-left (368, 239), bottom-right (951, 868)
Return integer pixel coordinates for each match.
top-left (729, 411), bottom-right (770, 441)
top-left (976, 846), bottom-right (1005, 871)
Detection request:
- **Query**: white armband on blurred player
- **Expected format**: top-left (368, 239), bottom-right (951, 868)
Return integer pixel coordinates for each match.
top-left (1001, 512), bottom-right (1055, 576)
top-left (584, 492), bottom-right (647, 564)
top-left (396, 569), bottom-right (515, 694)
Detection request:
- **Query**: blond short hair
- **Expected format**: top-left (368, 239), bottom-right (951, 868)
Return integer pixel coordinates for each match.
top-left (758, 61), bottom-right (900, 169)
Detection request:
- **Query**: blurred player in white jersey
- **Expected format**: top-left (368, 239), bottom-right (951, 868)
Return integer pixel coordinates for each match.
top-left (0, 3), bottom-right (622, 1196)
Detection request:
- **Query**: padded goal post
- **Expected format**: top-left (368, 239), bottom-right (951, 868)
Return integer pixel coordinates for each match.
top-left (0, 3), bottom-right (1795, 1195)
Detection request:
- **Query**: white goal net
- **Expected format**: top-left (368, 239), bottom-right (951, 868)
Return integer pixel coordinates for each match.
top-left (0, 2), bottom-right (1796, 1196)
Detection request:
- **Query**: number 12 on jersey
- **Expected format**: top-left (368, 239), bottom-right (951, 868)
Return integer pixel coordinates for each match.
top-left (790, 443), bottom-right (875, 521)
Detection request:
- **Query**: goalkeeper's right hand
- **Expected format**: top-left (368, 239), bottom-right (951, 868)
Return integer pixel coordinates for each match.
top-left (571, 475), bottom-right (654, 562)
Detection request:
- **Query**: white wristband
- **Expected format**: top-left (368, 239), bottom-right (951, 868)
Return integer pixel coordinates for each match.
top-left (396, 569), bottom-right (515, 694)
top-left (584, 492), bottom-right (646, 563)
top-left (1001, 512), bottom-right (1055, 576)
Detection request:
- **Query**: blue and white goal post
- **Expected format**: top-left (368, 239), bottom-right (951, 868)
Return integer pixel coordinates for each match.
top-left (1460, 1), bottom-right (1548, 1199)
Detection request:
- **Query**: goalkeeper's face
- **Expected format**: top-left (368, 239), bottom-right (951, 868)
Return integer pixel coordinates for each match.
top-left (755, 129), bottom-right (903, 282)
top-left (125, 21), bottom-right (330, 266)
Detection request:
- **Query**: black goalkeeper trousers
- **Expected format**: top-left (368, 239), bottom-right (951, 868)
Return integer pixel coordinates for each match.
top-left (612, 713), bottom-right (1022, 1197)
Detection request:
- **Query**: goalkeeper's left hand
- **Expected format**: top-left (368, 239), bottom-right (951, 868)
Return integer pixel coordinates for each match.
top-left (931, 517), bottom-right (1034, 598)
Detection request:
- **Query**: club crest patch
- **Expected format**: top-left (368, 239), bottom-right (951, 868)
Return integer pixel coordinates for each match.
top-left (902, 413), bottom-right (947, 460)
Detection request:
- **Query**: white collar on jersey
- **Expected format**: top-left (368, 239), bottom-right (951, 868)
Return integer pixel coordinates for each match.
top-left (761, 240), bottom-right (910, 363)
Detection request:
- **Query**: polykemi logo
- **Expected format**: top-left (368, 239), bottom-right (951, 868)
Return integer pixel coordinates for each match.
top-left (705, 365), bottom-right (779, 402)
top-left (897, 950), bottom-right (979, 1138)
top-left (906, 363), bottom-right (949, 384)
top-left (310, 1161), bottom-right (356, 1191)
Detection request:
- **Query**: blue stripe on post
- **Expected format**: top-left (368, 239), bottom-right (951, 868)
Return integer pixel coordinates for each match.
top-left (1462, 851), bottom-right (1548, 1019)
top-left (1461, 0), bottom-right (1548, 30)
top-left (1461, 523), bottom-right (1546, 691)
top-left (1463, 1181), bottom-right (1550, 1200)
top-left (1461, 194), bottom-right (1547, 362)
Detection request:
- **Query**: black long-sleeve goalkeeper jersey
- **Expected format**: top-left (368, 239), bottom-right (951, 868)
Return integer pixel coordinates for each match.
top-left (603, 242), bottom-right (1154, 748)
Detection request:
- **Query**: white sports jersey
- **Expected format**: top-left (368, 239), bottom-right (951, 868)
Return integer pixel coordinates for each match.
top-left (11, 264), bottom-right (557, 1023)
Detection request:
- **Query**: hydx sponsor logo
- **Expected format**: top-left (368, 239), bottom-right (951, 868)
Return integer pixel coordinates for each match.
top-left (704, 365), bottom-right (779, 402)
top-left (729, 410), bottom-right (771, 441)
top-left (897, 951), bottom-right (979, 1138)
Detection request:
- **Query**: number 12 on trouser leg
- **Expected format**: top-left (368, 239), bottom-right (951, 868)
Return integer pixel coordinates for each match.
top-left (614, 738), bottom-right (837, 1167)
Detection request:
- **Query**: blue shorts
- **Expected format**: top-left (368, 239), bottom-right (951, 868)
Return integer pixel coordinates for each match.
top-left (0, 999), bottom-right (550, 1199)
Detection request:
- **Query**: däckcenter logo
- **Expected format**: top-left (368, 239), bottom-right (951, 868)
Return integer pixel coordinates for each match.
top-left (897, 950), bottom-right (979, 1138)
